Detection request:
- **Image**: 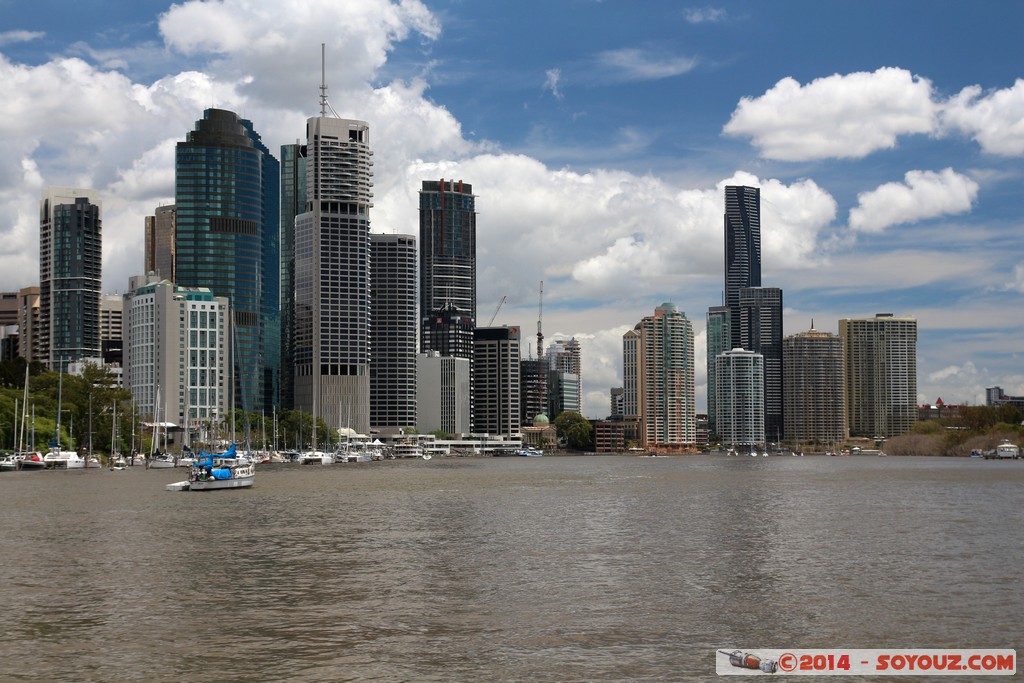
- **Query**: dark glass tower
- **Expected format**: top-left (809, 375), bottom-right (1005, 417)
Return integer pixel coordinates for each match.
top-left (175, 108), bottom-right (280, 416)
top-left (279, 142), bottom-right (307, 410)
top-left (738, 287), bottom-right (783, 442)
top-left (724, 185), bottom-right (761, 350)
top-left (419, 179), bottom-right (477, 353)
top-left (39, 188), bottom-right (102, 370)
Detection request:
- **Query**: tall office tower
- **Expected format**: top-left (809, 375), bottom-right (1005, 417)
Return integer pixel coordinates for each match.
top-left (279, 142), bottom-right (307, 410)
top-left (17, 286), bottom-right (41, 363)
top-left (144, 205), bottom-right (176, 281)
top-left (738, 287), bottom-right (784, 441)
top-left (839, 313), bottom-right (918, 438)
top-left (370, 233), bottom-right (417, 432)
top-left (547, 338), bottom-right (582, 418)
top-left (609, 387), bottom-right (624, 418)
top-left (175, 108), bottom-right (279, 416)
top-left (622, 326), bottom-right (640, 420)
top-left (473, 326), bottom-right (520, 436)
top-left (417, 351), bottom-right (471, 436)
top-left (635, 302), bottom-right (696, 450)
top-left (783, 327), bottom-right (845, 447)
top-left (125, 280), bottom-right (230, 433)
top-left (39, 187), bottom-right (102, 370)
top-left (705, 305), bottom-right (731, 435)
top-left (100, 294), bottom-right (124, 367)
top-left (520, 358), bottom-right (547, 422)
top-left (724, 185), bottom-right (761, 350)
top-left (419, 179), bottom-right (477, 348)
top-left (293, 89), bottom-right (373, 433)
top-left (715, 348), bottom-right (765, 449)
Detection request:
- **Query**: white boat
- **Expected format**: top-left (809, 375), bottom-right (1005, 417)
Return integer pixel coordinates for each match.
top-left (996, 440), bottom-right (1019, 459)
top-left (148, 453), bottom-right (177, 469)
top-left (0, 455), bottom-right (18, 471)
top-left (517, 448), bottom-right (543, 457)
top-left (44, 450), bottom-right (86, 469)
top-left (16, 453), bottom-right (46, 470)
top-left (298, 450), bottom-right (334, 465)
top-left (169, 443), bottom-right (255, 491)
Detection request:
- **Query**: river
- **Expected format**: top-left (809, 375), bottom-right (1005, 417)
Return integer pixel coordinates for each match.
top-left (1, 454), bottom-right (1021, 681)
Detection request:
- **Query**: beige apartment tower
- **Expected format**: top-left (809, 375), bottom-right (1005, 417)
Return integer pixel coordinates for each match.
top-left (839, 313), bottom-right (917, 438)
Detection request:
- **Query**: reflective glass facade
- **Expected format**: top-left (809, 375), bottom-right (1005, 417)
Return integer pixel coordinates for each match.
top-left (175, 109), bottom-right (279, 415)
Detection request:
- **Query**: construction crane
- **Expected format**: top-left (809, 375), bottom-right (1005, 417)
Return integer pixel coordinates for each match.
top-left (536, 281), bottom-right (544, 363)
top-left (489, 295), bottom-right (507, 326)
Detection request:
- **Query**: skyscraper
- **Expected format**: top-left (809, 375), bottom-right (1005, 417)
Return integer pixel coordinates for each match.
top-left (716, 348), bottom-right (765, 449)
top-left (473, 326), bottom-right (520, 436)
top-left (632, 303), bottom-right (696, 451)
top-left (125, 280), bottom-right (230, 436)
top-left (293, 110), bottom-right (373, 433)
top-left (783, 327), bottom-right (845, 447)
top-left (279, 142), bottom-right (307, 410)
top-left (175, 108), bottom-right (279, 415)
top-left (724, 185), bottom-right (761, 351)
top-left (839, 313), bottom-right (918, 438)
top-left (419, 179), bottom-right (477, 347)
top-left (39, 187), bottom-right (102, 370)
top-left (370, 233), bottom-right (417, 432)
top-left (547, 338), bottom-right (582, 418)
top-left (705, 305), bottom-right (731, 435)
top-left (144, 204), bottom-right (176, 281)
top-left (738, 286), bottom-right (784, 441)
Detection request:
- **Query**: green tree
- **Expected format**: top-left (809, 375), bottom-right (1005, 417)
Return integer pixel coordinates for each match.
top-left (554, 411), bottom-right (594, 451)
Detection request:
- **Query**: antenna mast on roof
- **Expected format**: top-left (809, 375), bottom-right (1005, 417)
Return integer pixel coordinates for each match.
top-left (319, 43), bottom-right (341, 118)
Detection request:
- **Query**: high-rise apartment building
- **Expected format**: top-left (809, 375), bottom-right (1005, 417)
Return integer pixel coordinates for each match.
top-left (39, 187), bottom-right (102, 370)
top-left (370, 233), bottom-right (417, 432)
top-left (175, 109), bottom-right (279, 415)
top-left (473, 326), bottom-right (520, 436)
top-left (738, 286), bottom-right (784, 441)
top-left (144, 205), bottom-right (176, 281)
top-left (839, 313), bottom-right (918, 438)
top-left (783, 327), bottom-right (845, 446)
top-left (705, 305), bottom-right (731, 434)
top-left (125, 280), bottom-right (230, 434)
top-left (279, 142), bottom-right (307, 410)
top-left (630, 303), bottom-right (696, 451)
top-left (293, 110), bottom-right (373, 433)
top-left (716, 348), bottom-right (765, 449)
top-left (17, 286), bottom-right (41, 364)
top-left (724, 185), bottom-right (761, 351)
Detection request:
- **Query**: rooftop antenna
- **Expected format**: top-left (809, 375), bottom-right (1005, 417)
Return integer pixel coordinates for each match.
top-left (319, 43), bottom-right (340, 118)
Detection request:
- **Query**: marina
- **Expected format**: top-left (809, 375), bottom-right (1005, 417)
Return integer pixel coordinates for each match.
top-left (1, 454), bottom-right (1020, 681)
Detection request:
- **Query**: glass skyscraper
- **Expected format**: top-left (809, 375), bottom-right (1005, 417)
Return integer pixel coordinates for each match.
top-left (419, 179), bottom-right (477, 352)
top-left (39, 187), bottom-right (102, 370)
top-left (724, 185), bottom-right (761, 351)
top-left (175, 108), bottom-right (280, 416)
top-left (279, 143), bottom-right (307, 411)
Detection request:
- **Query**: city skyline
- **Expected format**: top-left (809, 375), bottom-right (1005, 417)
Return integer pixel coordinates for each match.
top-left (0, 1), bottom-right (1022, 416)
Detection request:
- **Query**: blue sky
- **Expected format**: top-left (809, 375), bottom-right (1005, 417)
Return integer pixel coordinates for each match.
top-left (1, 0), bottom-right (1022, 417)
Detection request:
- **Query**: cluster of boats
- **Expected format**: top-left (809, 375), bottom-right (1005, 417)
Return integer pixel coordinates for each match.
top-left (1, 450), bottom-right (102, 470)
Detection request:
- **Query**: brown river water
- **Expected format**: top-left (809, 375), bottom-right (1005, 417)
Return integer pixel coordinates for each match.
top-left (1, 455), bottom-right (1021, 681)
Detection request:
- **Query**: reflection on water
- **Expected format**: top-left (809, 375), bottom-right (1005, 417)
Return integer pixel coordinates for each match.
top-left (1, 456), bottom-right (1021, 681)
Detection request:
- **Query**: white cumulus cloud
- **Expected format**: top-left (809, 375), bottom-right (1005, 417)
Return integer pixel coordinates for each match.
top-left (848, 168), bottom-right (979, 233)
top-left (941, 79), bottom-right (1024, 156)
top-left (723, 67), bottom-right (937, 161)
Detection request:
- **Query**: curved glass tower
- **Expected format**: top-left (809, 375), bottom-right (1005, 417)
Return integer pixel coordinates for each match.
top-left (175, 108), bottom-right (279, 417)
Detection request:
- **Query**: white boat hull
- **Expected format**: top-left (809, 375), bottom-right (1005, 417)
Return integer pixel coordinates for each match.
top-left (188, 474), bottom-right (255, 490)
